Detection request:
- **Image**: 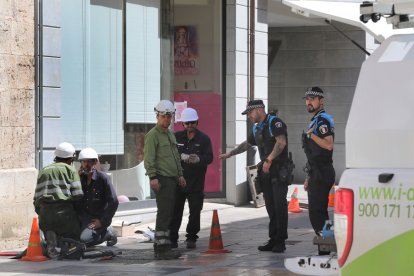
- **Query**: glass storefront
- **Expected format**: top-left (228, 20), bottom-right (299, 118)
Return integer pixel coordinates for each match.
top-left (36, 0), bottom-right (223, 201)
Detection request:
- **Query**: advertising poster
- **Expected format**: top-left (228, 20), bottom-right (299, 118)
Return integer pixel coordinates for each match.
top-left (174, 25), bottom-right (199, 75)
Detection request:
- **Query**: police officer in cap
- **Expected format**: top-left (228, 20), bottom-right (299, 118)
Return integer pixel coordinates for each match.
top-left (302, 87), bottom-right (335, 237)
top-left (220, 99), bottom-right (291, 253)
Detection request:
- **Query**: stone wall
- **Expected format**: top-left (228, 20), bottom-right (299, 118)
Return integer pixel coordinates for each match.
top-left (0, 0), bottom-right (36, 250)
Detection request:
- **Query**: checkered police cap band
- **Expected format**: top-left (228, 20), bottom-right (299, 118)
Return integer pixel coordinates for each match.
top-left (241, 100), bottom-right (265, 115)
top-left (303, 87), bottom-right (324, 98)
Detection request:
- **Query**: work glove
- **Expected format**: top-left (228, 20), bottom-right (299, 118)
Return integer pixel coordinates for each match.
top-left (188, 154), bottom-right (200, 164)
top-left (181, 153), bottom-right (190, 163)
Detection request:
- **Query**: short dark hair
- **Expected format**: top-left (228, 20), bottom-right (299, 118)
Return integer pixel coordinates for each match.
top-left (54, 156), bottom-right (74, 163)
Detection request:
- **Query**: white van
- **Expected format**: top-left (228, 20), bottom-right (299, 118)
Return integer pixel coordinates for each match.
top-left (334, 32), bottom-right (414, 275)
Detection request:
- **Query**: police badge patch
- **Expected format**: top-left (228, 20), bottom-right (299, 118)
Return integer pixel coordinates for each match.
top-left (319, 124), bottom-right (328, 134)
top-left (275, 122), bottom-right (282, 128)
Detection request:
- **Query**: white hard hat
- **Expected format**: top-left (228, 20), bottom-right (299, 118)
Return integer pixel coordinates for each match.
top-left (181, 107), bottom-right (199, 122)
top-left (154, 100), bottom-right (175, 114)
top-left (78, 147), bottom-right (98, 160)
top-left (54, 142), bottom-right (76, 158)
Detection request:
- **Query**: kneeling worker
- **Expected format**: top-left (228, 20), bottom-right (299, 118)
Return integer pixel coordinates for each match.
top-left (78, 147), bottom-right (119, 247)
top-left (34, 142), bottom-right (84, 258)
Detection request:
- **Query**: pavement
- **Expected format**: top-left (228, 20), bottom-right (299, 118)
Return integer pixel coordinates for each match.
top-left (0, 185), bottom-right (326, 276)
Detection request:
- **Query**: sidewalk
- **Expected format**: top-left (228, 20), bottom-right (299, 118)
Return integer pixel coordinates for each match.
top-left (0, 187), bottom-right (319, 276)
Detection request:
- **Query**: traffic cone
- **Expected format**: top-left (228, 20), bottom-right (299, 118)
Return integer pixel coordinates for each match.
top-left (328, 184), bottom-right (336, 207)
top-left (288, 187), bottom-right (303, 213)
top-left (202, 210), bottom-right (231, 254)
top-left (20, 217), bottom-right (48, 262)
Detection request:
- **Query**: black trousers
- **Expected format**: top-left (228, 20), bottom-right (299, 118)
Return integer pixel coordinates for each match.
top-left (307, 163), bottom-right (335, 233)
top-left (261, 172), bottom-right (288, 244)
top-left (170, 188), bottom-right (204, 243)
top-left (38, 202), bottom-right (80, 240)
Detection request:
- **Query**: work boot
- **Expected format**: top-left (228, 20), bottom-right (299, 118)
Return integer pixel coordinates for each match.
top-left (258, 240), bottom-right (274, 251)
top-left (272, 242), bottom-right (286, 253)
top-left (46, 231), bottom-right (60, 259)
top-left (106, 235), bottom-right (118, 246)
top-left (170, 241), bottom-right (178, 249)
top-left (186, 240), bottom-right (196, 249)
top-left (154, 245), bottom-right (181, 260)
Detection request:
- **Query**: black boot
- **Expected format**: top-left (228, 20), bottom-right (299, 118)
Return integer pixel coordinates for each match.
top-left (258, 240), bottom-right (274, 251)
top-left (45, 231), bottom-right (60, 259)
top-left (272, 241), bottom-right (286, 253)
top-left (154, 244), bottom-right (181, 260)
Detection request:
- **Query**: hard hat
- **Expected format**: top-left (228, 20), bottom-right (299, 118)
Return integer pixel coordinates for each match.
top-left (78, 147), bottom-right (98, 160)
top-left (181, 107), bottom-right (199, 122)
top-left (54, 142), bottom-right (76, 158)
top-left (117, 195), bottom-right (130, 203)
top-left (154, 100), bottom-right (175, 115)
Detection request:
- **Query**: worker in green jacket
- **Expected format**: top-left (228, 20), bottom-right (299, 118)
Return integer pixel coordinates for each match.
top-left (34, 142), bottom-right (83, 259)
top-left (144, 100), bottom-right (186, 260)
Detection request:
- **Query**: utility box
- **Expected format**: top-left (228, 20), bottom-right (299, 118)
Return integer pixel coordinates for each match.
top-left (112, 222), bottom-right (136, 237)
top-left (246, 165), bottom-right (265, 208)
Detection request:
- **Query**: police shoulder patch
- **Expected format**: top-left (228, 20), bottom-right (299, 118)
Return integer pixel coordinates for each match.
top-left (274, 122), bottom-right (282, 128)
top-left (319, 124), bottom-right (328, 135)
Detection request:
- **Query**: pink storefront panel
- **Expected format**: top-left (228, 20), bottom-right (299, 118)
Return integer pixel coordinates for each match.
top-left (174, 92), bottom-right (222, 193)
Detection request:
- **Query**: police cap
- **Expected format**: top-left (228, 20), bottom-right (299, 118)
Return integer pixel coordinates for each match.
top-left (241, 100), bottom-right (265, 115)
top-left (303, 87), bottom-right (324, 99)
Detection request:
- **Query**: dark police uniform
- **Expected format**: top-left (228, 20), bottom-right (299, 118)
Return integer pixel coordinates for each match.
top-left (170, 129), bottom-right (213, 244)
top-left (302, 109), bottom-right (335, 234)
top-left (247, 114), bottom-right (289, 247)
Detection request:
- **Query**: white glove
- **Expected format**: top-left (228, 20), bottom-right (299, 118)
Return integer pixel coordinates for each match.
top-left (181, 153), bottom-right (190, 163)
top-left (188, 154), bottom-right (200, 164)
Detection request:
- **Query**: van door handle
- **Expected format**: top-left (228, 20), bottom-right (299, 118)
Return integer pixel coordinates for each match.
top-left (378, 173), bottom-right (394, 183)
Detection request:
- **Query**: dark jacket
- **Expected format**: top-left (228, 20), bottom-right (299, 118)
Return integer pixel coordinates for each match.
top-left (80, 170), bottom-right (119, 228)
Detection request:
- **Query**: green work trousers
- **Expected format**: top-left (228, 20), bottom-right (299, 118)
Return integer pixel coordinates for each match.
top-left (154, 175), bottom-right (178, 247)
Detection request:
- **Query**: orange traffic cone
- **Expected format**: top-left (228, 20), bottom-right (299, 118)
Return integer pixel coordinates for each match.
top-left (202, 210), bottom-right (231, 254)
top-left (288, 187), bottom-right (303, 213)
top-left (328, 184), bottom-right (336, 207)
top-left (21, 217), bottom-right (48, 262)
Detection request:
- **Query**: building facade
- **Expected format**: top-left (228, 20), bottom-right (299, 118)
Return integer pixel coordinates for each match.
top-left (0, 0), bottom-right (36, 250)
top-left (0, 0), bottom-right (367, 250)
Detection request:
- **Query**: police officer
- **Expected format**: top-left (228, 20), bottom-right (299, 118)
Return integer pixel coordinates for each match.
top-left (219, 100), bottom-right (290, 253)
top-left (144, 100), bottom-right (186, 260)
top-left (302, 87), bottom-right (335, 236)
top-left (170, 107), bottom-right (213, 249)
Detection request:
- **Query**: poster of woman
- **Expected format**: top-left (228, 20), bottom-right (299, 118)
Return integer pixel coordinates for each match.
top-left (174, 25), bottom-right (199, 75)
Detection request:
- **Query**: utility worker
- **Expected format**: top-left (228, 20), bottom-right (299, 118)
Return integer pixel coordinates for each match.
top-left (170, 107), bottom-right (213, 249)
top-left (78, 147), bottom-right (119, 247)
top-left (144, 100), bottom-right (186, 260)
top-left (219, 100), bottom-right (292, 253)
top-left (302, 87), bottom-right (335, 238)
top-left (34, 142), bottom-right (84, 258)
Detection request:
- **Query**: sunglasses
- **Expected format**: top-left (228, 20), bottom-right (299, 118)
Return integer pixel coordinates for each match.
top-left (80, 159), bottom-right (95, 164)
top-left (183, 121), bottom-right (197, 125)
top-left (158, 112), bottom-right (174, 118)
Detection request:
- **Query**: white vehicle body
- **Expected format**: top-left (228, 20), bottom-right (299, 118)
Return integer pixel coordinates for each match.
top-left (334, 32), bottom-right (414, 275)
top-left (284, 1), bottom-right (414, 275)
